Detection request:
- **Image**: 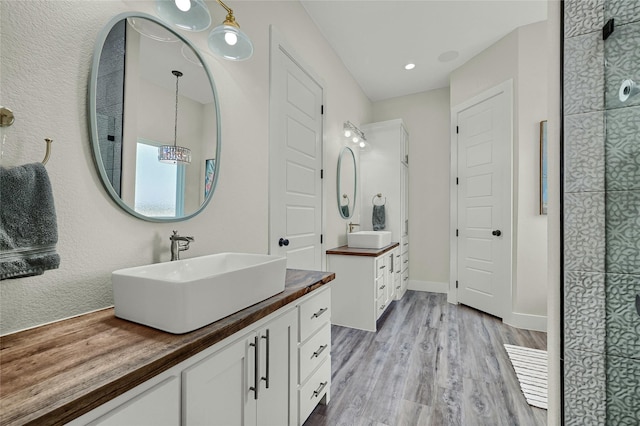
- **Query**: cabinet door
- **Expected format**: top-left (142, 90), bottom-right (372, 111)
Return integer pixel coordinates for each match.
top-left (183, 334), bottom-right (257, 426)
top-left (257, 309), bottom-right (297, 426)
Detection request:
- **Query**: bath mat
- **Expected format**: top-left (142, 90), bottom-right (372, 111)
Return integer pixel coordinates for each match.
top-left (503, 344), bottom-right (548, 410)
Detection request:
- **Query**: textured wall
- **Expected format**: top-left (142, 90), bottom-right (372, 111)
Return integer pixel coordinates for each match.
top-left (0, 0), bottom-right (372, 335)
top-left (563, 0), bottom-right (640, 424)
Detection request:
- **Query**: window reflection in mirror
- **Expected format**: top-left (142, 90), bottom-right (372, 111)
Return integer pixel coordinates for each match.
top-left (90, 13), bottom-right (221, 222)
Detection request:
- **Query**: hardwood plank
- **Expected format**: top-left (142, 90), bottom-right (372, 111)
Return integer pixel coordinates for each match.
top-left (305, 290), bottom-right (547, 426)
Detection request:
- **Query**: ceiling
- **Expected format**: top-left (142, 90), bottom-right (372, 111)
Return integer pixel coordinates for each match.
top-left (300, 0), bottom-right (548, 102)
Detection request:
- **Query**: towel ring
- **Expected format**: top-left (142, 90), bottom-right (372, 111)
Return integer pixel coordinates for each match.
top-left (372, 193), bottom-right (386, 206)
top-left (42, 138), bottom-right (53, 165)
top-left (341, 194), bottom-right (350, 206)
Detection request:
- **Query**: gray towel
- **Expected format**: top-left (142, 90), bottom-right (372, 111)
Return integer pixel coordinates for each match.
top-left (372, 204), bottom-right (386, 230)
top-left (341, 204), bottom-right (350, 217)
top-left (1, 163), bottom-right (60, 280)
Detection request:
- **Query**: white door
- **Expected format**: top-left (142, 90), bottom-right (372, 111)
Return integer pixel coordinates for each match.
top-left (269, 30), bottom-right (324, 270)
top-left (455, 84), bottom-right (511, 318)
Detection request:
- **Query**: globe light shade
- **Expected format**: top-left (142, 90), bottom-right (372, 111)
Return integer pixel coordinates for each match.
top-left (208, 24), bottom-right (254, 61)
top-left (155, 0), bottom-right (212, 32)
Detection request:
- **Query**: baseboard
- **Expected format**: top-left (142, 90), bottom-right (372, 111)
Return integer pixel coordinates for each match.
top-left (504, 312), bottom-right (548, 332)
top-left (407, 280), bottom-right (448, 294)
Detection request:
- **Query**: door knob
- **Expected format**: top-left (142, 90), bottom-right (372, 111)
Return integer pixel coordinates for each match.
top-left (492, 230), bottom-right (502, 236)
top-left (278, 238), bottom-right (290, 247)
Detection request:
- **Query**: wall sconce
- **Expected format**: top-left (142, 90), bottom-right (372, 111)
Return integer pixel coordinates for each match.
top-left (155, 0), bottom-right (254, 61)
top-left (343, 121), bottom-right (367, 148)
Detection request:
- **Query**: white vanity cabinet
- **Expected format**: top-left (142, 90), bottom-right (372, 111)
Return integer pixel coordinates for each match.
top-left (68, 287), bottom-right (331, 426)
top-left (361, 119), bottom-right (409, 300)
top-left (327, 244), bottom-right (399, 332)
top-left (183, 307), bottom-right (297, 426)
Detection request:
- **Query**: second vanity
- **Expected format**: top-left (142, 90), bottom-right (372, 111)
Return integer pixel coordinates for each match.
top-left (327, 243), bottom-right (401, 332)
top-left (0, 270), bottom-right (334, 426)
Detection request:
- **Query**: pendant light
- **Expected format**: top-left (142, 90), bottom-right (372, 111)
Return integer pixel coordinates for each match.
top-left (158, 70), bottom-right (192, 165)
top-left (207, 0), bottom-right (253, 61)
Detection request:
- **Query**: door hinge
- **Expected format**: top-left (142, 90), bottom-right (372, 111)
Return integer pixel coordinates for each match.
top-left (321, 105), bottom-right (324, 115)
top-left (456, 126), bottom-right (459, 134)
top-left (603, 18), bottom-right (614, 40)
top-left (320, 234), bottom-right (323, 244)
top-left (320, 169), bottom-right (324, 179)
top-left (456, 229), bottom-right (459, 237)
top-left (456, 177), bottom-right (459, 185)
top-left (456, 280), bottom-right (459, 289)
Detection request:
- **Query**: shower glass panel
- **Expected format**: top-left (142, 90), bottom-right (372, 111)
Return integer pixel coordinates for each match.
top-left (603, 5), bottom-right (640, 425)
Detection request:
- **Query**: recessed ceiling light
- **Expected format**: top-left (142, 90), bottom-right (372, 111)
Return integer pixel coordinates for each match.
top-left (404, 63), bottom-right (416, 70)
top-left (438, 50), bottom-right (459, 63)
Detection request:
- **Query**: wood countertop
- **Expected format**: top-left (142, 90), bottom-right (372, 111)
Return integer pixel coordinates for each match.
top-left (0, 269), bottom-right (335, 426)
top-left (326, 242), bottom-right (399, 257)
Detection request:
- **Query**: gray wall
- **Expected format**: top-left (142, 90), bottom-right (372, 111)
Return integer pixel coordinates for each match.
top-left (563, 1), bottom-right (640, 424)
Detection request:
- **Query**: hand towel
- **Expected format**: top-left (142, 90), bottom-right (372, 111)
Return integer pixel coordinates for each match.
top-left (372, 204), bottom-right (386, 230)
top-left (1, 163), bottom-right (60, 280)
top-left (341, 204), bottom-right (350, 217)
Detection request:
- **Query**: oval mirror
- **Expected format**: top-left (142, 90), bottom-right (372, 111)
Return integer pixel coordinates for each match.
top-left (89, 12), bottom-right (221, 222)
top-left (337, 147), bottom-right (357, 219)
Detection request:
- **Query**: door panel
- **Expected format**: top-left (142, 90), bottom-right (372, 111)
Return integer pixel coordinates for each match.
top-left (456, 89), bottom-right (510, 318)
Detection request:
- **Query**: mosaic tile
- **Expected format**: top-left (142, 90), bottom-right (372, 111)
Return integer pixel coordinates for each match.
top-left (565, 32), bottom-right (605, 115)
top-left (604, 21), bottom-right (640, 109)
top-left (605, 0), bottom-right (640, 26)
top-left (605, 190), bottom-right (640, 274)
top-left (605, 273), bottom-right (640, 359)
top-left (565, 272), bottom-right (606, 353)
top-left (564, 192), bottom-right (606, 273)
top-left (606, 355), bottom-right (640, 425)
top-left (564, 349), bottom-right (606, 426)
top-left (565, 0), bottom-right (604, 37)
top-left (565, 112), bottom-right (605, 193)
top-left (605, 106), bottom-right (640, 191)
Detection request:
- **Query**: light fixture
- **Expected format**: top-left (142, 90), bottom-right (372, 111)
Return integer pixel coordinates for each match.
top-left (158, 70), bottom-right (192, 165)
top-left (207, 0), bottom-right (254, 61)
top-left (404, 63), bottom-right (416, 70)
top-left (343, 121), bottom-right (366, 145)
top-left (155, 0), bottom-right (212, 32)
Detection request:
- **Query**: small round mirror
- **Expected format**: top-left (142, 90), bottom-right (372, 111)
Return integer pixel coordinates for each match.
top-left (337, 147), bottom-right (357, 219)
top-left (89, 12), bottom-right (221, 222)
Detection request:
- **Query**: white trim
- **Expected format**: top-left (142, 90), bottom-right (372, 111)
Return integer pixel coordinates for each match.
top-left (449, 79), bottom-right (514, 317)
top-left (408, 280), bottom-right (448, 294)
top-left (503, 312), bottom-right (548, 332)
top-left (269, 26), bottom-right (326, 271)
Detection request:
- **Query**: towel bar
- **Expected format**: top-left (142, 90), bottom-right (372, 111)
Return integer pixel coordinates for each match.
top-left (42, 138), bottom-right (53, 165)
top-left (341, 194), bottom-right (350, 206)
top-left (372, 193), bottom-right (386, 206)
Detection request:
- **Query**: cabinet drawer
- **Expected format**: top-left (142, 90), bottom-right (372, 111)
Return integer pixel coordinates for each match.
top-left (402, 269), bottom-right (409, 290)
top-left (376, 294), bottom-right (388, 318)
top-left (401, 251), bottom-right (409, 270)
top-left (299, 323), bottom-right (331, 383)
top-left (375, 276), bottom-right (387, 299)
top-left (375, 256), bottom-right (386, 278)
top-left (299, 356), bottom-right (331, 424)
top-left (299, 287), bottom-right (331, 342)
top-left (401, 237), bottom-right (409, 254)
top-left (393, 252), bottom-right (401, 273)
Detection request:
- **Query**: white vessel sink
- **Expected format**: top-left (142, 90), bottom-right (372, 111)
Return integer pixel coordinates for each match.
top-left (112, 253), bottom-right (286, 334)
top-left (347, 231), bottom-right (392, 249)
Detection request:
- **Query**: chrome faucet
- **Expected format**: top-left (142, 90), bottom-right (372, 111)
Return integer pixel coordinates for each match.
top-left (348, 222), bottom-right (360, 233)
top-left (170, 230), bottom-right (194, 261)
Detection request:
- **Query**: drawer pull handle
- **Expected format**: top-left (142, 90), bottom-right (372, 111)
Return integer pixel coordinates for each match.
top-left (404, 276), bottom-right (409, 281)
top-left (404, 260), bottom-right (409, 264)
top-left (396, 255), bottom-right (400, 258)
top-left (312, 381), bottom-right (328, 398)
top-left (312, 307), bottom-right (328, 319)
top-left (312, 344), bottom-right (328, 358)
top-left (379, 265), bottom-right (386, 269)
top-left (380, 304), bottom-right (386, 310)
top-left (403, 243), bottom-right (409, 246)
top-left (396, 285), bottom-right (401, 289)
top-left (261, 330), bottom-right (270, 389)
top-left (379, 284), bottom-right (386, 290)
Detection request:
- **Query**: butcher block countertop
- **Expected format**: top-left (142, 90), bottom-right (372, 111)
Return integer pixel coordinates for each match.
top-left (326, 242), bottom-right (399, 257)
top-left (0, 269), bottom-right (335, 426)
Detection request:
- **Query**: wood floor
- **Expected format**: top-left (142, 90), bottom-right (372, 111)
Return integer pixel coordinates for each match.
top-left (304, 291), bottom-right (547, 426)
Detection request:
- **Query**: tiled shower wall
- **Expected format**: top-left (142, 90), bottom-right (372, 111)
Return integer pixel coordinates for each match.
top-left (563, 0), bottom-right (640, 424)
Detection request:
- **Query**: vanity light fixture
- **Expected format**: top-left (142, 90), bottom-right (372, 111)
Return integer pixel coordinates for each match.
top-left (404, 63), bottom-right (416, 70)
top-left (155, 0), bottom-right (212, 32)
top-left (343, 121), bottom-right (366, 145)
top-left (155, 0), bottom-right (253, 61)
top-left (207, 0), bottom-right (254, 61)
top-left (158, 70), bottom-right (192, 165)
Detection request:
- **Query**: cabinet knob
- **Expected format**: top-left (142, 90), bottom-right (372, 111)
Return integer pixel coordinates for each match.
top-left (492, 230), bottom-right (502, 237)
top-left (278, 238), bottom-right (290, 247)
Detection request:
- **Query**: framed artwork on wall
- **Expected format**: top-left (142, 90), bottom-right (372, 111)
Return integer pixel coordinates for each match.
top-left (205, 158), bottom-right (216, 198)
top-left (540, 120), bottom-right (548, 215)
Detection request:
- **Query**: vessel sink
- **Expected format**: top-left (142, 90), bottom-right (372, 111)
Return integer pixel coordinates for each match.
top-left (112, 253), bottom-right (286, 334)
top-left (347, 231), bottom-right (392, 249)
